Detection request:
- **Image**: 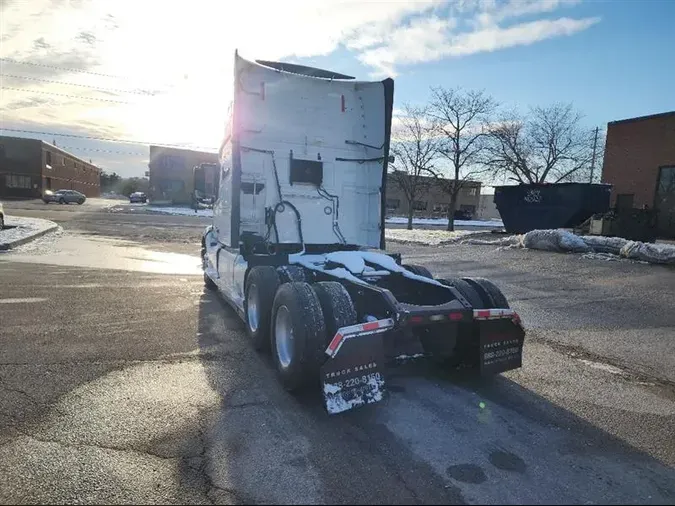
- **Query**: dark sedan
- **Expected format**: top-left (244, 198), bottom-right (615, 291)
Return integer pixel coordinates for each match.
top-left (129, 192), bottom-right (147, 203)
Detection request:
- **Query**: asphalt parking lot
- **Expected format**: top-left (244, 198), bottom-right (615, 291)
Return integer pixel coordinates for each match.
top-left (0, 200), bottom-right (673, 504)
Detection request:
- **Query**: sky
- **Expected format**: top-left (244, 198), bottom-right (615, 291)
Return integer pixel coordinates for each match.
top-left (1, 0), bottom-right (674, 180)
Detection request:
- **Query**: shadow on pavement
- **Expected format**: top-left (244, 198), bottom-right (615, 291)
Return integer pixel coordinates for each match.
top-left (195, 289), bottom-right (675, 505)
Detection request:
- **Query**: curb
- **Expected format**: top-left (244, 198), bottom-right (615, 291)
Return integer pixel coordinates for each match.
top-left (0, 223), bottom-right (59, 251)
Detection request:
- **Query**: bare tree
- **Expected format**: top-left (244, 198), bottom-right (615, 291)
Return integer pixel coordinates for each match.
top-left (388, 104), bottom-right (440, 230)
top-left (485, 103), bottom-right (596, 184)
top-left (427, 87), bottom-right (497, 231)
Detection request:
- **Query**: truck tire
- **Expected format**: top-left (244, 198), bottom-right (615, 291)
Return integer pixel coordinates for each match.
top-left (312, 282), bottom-right (357, 346)
top-left (200, 241), bottom-right (217, 290)
top-left (271, 282), bottom-right (326, 391)
top-left (403, 264), bottom-right (433, 279)
top-left (437, 278), bottom-right (484, 309)
top-left (462, 277), bottom-right (510, 309)
top-left (277, 265), bottom-right (306, 283)
top-left (204, 272), bottom-right (217, 290)
top-left (245, 266), bottom-right (281, 351)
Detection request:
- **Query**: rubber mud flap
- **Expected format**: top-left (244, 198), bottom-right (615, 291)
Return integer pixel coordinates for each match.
top-left (321, 332), bottom-right (386, 415)
top-left (478, 318), bottom-right (525, 375)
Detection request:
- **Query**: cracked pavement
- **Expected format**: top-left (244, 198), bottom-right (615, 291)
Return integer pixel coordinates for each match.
top-left (0, 201), bottom-right (674, 504)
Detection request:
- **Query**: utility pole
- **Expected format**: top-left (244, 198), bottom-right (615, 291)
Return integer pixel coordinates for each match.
top-left (589, 126), bottom-right (599, 183)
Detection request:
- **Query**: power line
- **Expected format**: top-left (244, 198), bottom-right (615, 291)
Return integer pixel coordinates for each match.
top-left (0, 127), bottom-right (218, 152)
top-left (59, 145), bottom-right (146, 156)
top-left (0, 57), bottom-right (134, 80)
top-left (0, 74), bottom-right (159, 96)
top-left (1, 86), bottom-right (131, 104)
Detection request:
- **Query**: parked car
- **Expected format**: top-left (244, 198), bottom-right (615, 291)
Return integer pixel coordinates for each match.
top-left (453, 209), bottom-right (473, 221)
top-left (0, 201), bottom-right (5, 230)
top-left (129, 192), bottom-right (147, 204)
top-left (43, 189), bottom-right (86, 205)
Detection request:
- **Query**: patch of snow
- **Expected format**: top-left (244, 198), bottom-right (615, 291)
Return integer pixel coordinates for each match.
top-left (144, 206), bottom-right (214, 217)
top-left (580, 252), bottom-right (622, 262)
top-left (579, 359), bottom-right (625, 376)
top-left (386, 217), bottom-right (503, 228)
top-left (358, 251), bottom-right (446, 287)
top-left (395, 353), bottom-right (425, 361)
top-left (290, 255), bottom-right (371, 286)
top-left (582, 236), bottom-right (628, 255)
top-left (0, 216), bottom-right (59, 249)
top-left (324, 374), bottom-right (385, 415)
top-left (522, 229), bottom-right (592, 253)
top-left (323, 383), bottom-right (342, 395)
top-left (620, 240), bottom-right (675, 265)
top-left (385, 229), bottom-right (476, 245)
top-left (325, 251), bottom-right (366, 274)
top-left (461, 235), bottom-right (521, 247)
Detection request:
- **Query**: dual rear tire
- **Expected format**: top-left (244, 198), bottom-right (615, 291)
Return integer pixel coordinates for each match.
top-left (244, 267), bottom-right (357, 391)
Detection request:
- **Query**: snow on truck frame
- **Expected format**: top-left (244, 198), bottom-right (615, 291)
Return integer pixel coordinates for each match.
top-left (202, 52), bottom-right (525, 414)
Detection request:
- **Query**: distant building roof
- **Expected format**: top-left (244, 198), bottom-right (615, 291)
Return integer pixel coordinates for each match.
top-left (607, 111), bottom-right (675, 126)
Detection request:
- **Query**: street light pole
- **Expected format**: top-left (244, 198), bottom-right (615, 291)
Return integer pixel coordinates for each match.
top-left (589, 126), bottom-right (599, 183)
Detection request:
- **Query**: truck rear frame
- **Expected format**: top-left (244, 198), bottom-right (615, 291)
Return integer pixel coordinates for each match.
top-left (202, 229), bottom-right (525, 414)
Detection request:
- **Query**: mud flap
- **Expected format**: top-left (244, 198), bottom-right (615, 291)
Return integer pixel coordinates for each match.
top-left (478, 318), bottom-right (525, 375)
top-left (321, 332), bottom-right (386, 415)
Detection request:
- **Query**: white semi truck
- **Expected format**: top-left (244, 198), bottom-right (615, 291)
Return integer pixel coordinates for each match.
top-left (202, 52), bottom-right (525, 414)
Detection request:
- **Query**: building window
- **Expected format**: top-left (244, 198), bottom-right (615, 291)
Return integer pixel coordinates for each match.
top-left (386, 198), bottom-right (400, 209)
top-left (6, 174), bottom-right (32, 189)
top-left (433, 203), bottom-right (449, 213)
top-left (467, 187), bottom-right (477, 196)
top-left (657, 166), bottom-right (675, 194)
top-left (46, 151), bottom-right (52, 165)
top-left (412, 200), bottom-right (427, 211)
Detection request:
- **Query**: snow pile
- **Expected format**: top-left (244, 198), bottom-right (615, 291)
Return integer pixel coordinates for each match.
top-left (521, 229), bottom-right (592, 253)
top-left (517, 229), bottom-right (675, 265)
top-left (461, 235), bottom-right (521, 247)
top-left (386, 216), bottom-right (503, 228)
top-left (0, 216), bottom-right (59, 250)
top-left (619, 241), bottom-right (675, 264)
top-left (325, 251), bottom-right (366, 274)
top-left (385, 229), bottom-right (477, 245)
top-left (144, 206), bottom-right (214, 217)
top-left (582, 235), bottom-right (629, 255)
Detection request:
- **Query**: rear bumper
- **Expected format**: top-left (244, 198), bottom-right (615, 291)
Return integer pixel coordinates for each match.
top-left (321, 310), bottom-right (525, 414)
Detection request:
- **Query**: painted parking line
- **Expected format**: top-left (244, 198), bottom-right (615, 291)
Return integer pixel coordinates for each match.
top-left (0, 297), bottom-right (48, 304)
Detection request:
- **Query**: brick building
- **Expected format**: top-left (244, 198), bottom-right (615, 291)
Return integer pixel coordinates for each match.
top-left (148, 146), bottom-right (218, 205)
top-left (0, 135), bottom-right (101, 199)
top-left (385, 172), bottom-right (481, 218)
top-left (602, 111), bottom-right (675, 237)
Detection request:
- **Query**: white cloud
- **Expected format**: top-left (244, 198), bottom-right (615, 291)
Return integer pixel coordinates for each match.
top-left (0, 0), bottom-right (599, 176)
top-left (357, 2), bottom-right (599, 76)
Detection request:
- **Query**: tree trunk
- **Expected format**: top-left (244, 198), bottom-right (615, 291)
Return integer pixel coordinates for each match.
top-left (407, 206), bottom-right (414, 230)
top-left (446, 194), bottom-right (458, 231)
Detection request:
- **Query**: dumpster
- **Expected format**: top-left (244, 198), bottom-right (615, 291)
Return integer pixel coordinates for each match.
top-left (494, 183), bottom-right (612, 234)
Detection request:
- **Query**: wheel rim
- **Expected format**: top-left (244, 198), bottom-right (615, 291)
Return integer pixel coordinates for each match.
top-left (275, 305), bottom-right (293, 370)
top-left (246, 283), bottom-right (260, 333)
